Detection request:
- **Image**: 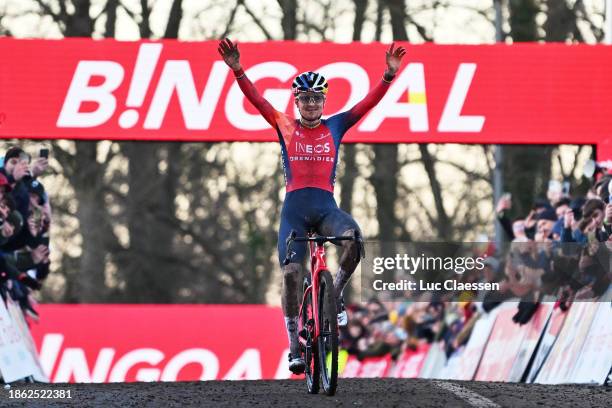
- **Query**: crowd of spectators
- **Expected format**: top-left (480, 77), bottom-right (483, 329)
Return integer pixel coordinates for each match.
top-left (0, 146), bottom-right (51, 320)
top-left (341, 167), bottom-right (612, 362)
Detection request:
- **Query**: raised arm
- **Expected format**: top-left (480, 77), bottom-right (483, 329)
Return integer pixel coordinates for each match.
top-left (342, 43), bottom-right (406, 130)
top-left (218, 38), bottom-right (278, 127)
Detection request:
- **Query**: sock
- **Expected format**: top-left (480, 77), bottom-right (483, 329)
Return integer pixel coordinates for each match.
top-left (285, 316), bottom-right (300, 356)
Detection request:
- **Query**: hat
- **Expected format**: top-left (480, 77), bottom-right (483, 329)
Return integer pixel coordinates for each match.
top-left (533, 198), bottom-right (552, 211)
top-left (26, 179), bottom-right (47, 205)
top-left (537, 208), bottom-right (558, 222)
top-left (6, 210), bottom-right (23, 232)
top-left (4, 146), bottom-right (25, 163)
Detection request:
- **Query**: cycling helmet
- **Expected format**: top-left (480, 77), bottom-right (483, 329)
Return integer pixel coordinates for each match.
top-left (292, 71), bottom-right (328, 95)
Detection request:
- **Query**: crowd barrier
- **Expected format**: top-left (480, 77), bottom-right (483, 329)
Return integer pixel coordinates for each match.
top-left (0, 297), bottom-right (47, 383)
top-left (0, 300), bottom-right (610, 384)
top-left (340, 299), bottom-right (611, 385)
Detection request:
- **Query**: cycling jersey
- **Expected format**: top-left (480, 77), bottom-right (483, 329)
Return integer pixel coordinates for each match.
top-left (233, 69), bottom-right (391, 193)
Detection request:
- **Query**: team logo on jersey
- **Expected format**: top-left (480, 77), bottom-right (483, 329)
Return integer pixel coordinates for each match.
top-left (295, 141), bottom-right (331, 154)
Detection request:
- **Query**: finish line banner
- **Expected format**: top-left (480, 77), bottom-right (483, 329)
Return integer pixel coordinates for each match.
top-left (0, 39), bottom-right (611, 149)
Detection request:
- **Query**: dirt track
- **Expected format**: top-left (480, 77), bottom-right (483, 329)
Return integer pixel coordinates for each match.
top-left (0, 379), bottom-right (610, 408)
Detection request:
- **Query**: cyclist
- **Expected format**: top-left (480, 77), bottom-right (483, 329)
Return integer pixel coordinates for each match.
top-left (218, 38), bottom-right (405, 374)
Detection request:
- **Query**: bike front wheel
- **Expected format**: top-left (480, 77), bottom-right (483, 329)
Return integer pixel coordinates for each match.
top-left (317, 269), bottom-right (338, 396)
top-left (301, 274), bottom-right (319, 394)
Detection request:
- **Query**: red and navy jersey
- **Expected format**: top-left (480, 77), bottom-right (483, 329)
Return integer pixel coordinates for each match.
top-left (234, 69), bottom-right (390, 193)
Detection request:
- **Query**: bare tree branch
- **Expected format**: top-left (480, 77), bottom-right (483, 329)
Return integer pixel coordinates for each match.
top-left (239, 0), bottom-right (274, 40)
top-left (33, 0), bottom-right (63, 26)
top-left (220, 0), bottom-right (240, 39)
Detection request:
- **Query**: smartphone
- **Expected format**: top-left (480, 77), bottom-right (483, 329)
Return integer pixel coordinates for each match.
top-left (40, 148), bottom-right (49, 159)
top-left (562, 181), bottom-right (570, 196)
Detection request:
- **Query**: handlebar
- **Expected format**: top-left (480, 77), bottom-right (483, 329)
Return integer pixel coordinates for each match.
top-left (283, 230), bottom-right (363, 265)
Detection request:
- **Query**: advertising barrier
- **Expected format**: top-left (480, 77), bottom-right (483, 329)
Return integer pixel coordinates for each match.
top-left (341, 355), bottom-right (392, 378)
top-left (29, 305), bottom-right (291, 382)
top-left (526, 305), bottom-right (568, 383)
top-left (389, 343), bottom-right (430, 378)
top-left (475, 305), bottom-right (530, 382)
top-left (535, 302), bottom-right (600, 384)
top-left (569, 301), bottom-right (612, 384)
top-left (417, 342), bottom-right (447, 379)
top-left (0, 298), bottom-right (47, 383)
top-left (19, 303), bottom-right (612, 383)
top-left (0, 39), bottom-right (610, 159)
top-left (507, 303), bottom-right (553, 382)
top-left (452, 306), bottom-right (503, 381)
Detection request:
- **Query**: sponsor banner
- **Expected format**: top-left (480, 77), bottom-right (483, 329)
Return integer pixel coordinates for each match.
top-left (475, 304), bottom-right (530, 382)
top-left (340, 355), bottom-right (392, 378)
top-left (5, 298), bottom-right (48, 382)
top-left (436, 346), bottom-right (464, 380)
top-left (390, 343), bottom-right (430, 378)
top-left (507, 303), bottom-right (553, 382)
top-left (569, 301), bottom-right (612, 384)
top-left (340, 355), bottom-right (362, 378)
top-left (453, 305), bottom-right (505, 381)
top-left (0, 39), bottom-right (611, 158)
top-left (418, 342), bottom-right (447, 379)
top-left (535, 303), bottom-right (598, 384)
top-left (0, 299), bottom-right (41, 383)
top-left (29, 305), bottom-right (291, 383)
top-left (526, 305), bottom-right (568, 383)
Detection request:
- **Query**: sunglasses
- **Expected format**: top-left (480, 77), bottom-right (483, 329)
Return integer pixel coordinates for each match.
top-left (296, 94), bottom-right (325, 104)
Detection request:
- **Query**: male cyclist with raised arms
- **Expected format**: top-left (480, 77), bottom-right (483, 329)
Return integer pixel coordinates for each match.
top-left (218, 39), bottom-right (406, 374)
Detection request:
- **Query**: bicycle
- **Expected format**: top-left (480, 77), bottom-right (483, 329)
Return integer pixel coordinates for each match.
top-left (284, 229), bottom-right (362, 396)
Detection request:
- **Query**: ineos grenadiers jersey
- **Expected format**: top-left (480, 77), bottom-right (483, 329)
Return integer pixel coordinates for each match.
top-left (234, 69), bottom-right (391, 193)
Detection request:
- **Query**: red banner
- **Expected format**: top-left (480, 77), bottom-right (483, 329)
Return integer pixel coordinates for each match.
top-left (341, 355), bottom-right (392, 378)
top-left (29, 305), bottom-right (291, 383)
top-left (391, 343), bottom-right (430, 378)
top-left (0, 39), bottom-right (611, 157)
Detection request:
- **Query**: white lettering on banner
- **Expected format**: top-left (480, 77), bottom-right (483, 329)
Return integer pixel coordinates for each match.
top-left (119, 43), bottom-right (162, 128)
top-left (108, 349), bottom-right (164, 382)
top-left (56, 46), bottom-right (485, 134)
top-left (359, 63), bottom-right (429, 132)
top-left (438, 63), bottom-right (485, 132)
top-left (39, 334), bottom-right (294, 382)
top-left (274, 348), bottom-right (291, 379)
top-left (223, 349), bottom-right (262, 380)
top-left (38, 333), bottom-right (63, 378)
top-left (304, 62), bottom-right (370, 118)
top-left (56, 61), bottom-right (124, 127)
top-left (54, 348), bottom-right (115, 383)
top-left (226, 62), bottom-right (297, 130)
top-left (160, 348), bottom-right (219, 381)
top-left (144, 60), bottom-right (229, 130)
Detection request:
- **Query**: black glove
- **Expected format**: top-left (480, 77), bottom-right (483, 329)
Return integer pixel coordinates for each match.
top-left (18, 272), bottom-right (42, 290)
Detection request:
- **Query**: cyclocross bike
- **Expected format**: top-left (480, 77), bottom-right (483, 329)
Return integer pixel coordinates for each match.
top-left (284, 229), bottom-right (362, 396)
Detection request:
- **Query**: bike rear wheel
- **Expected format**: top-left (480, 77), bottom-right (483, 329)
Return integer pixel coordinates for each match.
top-left (317, 270), bottom-right (338, 396)
top-left (300, 274), bottom-right (319, 394)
